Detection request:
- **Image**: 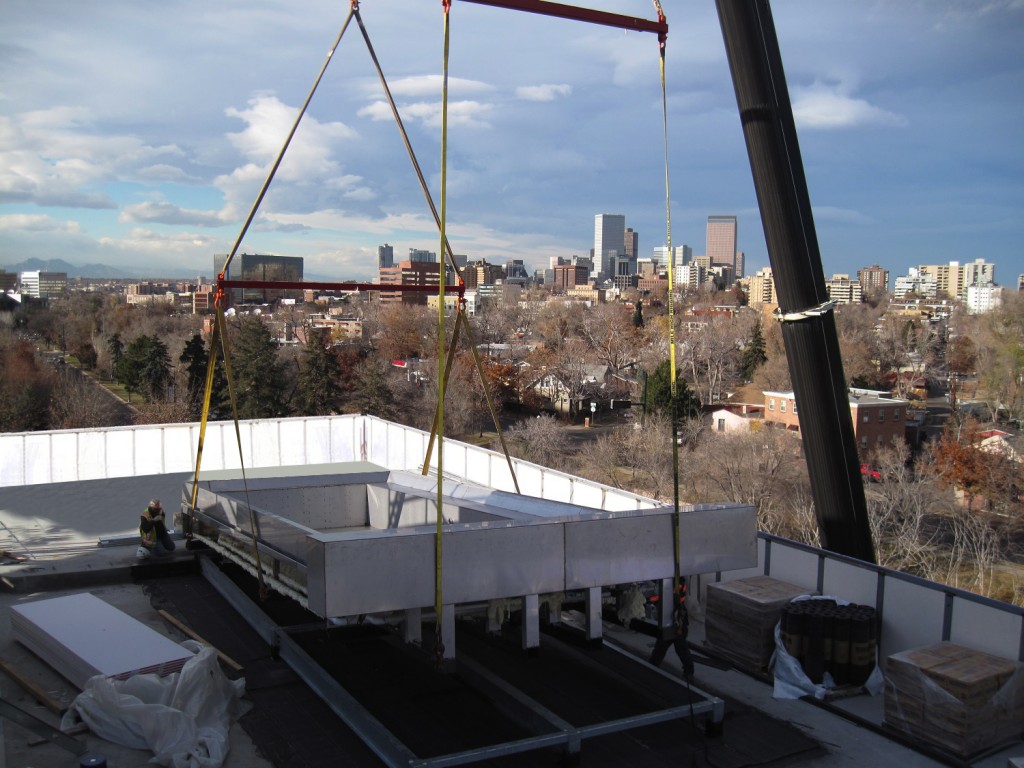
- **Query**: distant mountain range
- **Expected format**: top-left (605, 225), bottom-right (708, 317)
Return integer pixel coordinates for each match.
top-left (2, 258), bottom-right (353, 283)
top-left (2, 258), bottom-right (143, 279)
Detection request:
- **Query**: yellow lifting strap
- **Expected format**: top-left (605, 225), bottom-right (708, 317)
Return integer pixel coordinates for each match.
top-left (433, 0), bottom-right (453, 667)
top-left (187, 305), bottom-right (270, 601)
top-left (353, 6), bottom-right (521, 494)
top-left (653, 0), bottom-right (682, 595)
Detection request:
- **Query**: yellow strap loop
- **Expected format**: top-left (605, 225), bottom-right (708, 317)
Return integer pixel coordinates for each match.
top-left (434, 0), bottom-right (452, 667)
top-left (656, 21), bottom-right (682, 595)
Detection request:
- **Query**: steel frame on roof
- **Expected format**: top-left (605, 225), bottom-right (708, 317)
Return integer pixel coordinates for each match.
top-left (199, 556), bottom-right (724, 768)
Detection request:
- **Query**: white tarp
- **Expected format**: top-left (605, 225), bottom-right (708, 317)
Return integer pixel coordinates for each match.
top-left (62, 642), bottom-right (248, 768)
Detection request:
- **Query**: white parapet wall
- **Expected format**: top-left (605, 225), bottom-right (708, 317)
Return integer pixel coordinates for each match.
top-left (0, 414), bottom-right (660, 513)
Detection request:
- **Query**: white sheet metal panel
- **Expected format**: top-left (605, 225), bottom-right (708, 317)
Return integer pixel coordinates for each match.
top-left (304, 418), bottom-right (332, 464)
top-left (444, 441), bottom-right (468, 479)
top-left (443, 523), bottom-right (565, 603)
top-left (949, 596), bottom-right (1023, 661)
top-left (765, 541), bottom-right (819, 593)
top-left (77, 430), bottom-right (107, 480)
top-left (488, 454), bottom-right (517, 493)
top-left (278, 419), bottom-right (308, 466)
top-left (603, 489), bottom-right (640, 513)
top-left (105, 428), bottom-right (136, 477)
top-left (307, 521), bottom-right (567, 617)
top-left (23, 432), bottom-right (52, 484)
top-left (822, 557), bottom-right (879, 608)
top-left (133, 427), bottom-right (167, 477)
top-left (3, 435), bottom-right (27, 485)
top-left (312, 530), bottom-right (436, 616)
top-left (564, 515), bottom-right (673, 588)
top-left (879, 576), bottom-right (946, 660)
top-left (329, 416), bottom-right (359, 462)
top-left (251, 421), bottom-right (283, 468)
top-left (514, 464), bottom-right (543, 497)
top-left (571, 481), bottom-right (604, 510)
top-left (679, 505), bottom-right (758, 575)
top-left (11, 593), bottom-right (193, 689)
top-left (465, 448), bottom-right (491, 488)
top-left (51, 432), bottom-right (79, 482)
top-left (540, 470), bottom-right (572, 504)
top-left (163, 425), bottom-right (196, 473)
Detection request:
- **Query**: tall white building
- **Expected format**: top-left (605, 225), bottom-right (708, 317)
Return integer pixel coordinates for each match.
top-left (965, 284), bottom-right (1003, 314)
top-left (593, 214), bottom-right (625, 281)
top-left (824, 274), bottom-right (863, 305)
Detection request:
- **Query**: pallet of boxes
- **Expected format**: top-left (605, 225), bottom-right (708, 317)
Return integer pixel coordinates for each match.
top-left (884, 642), bottom-right (1024, 760)
top-left (704, 576), bottom-right (813, 675)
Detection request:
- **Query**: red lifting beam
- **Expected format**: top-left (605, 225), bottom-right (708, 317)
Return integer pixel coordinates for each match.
top-left (217, 279), bottom-right (464, 295)
top-left (457, 0), bottom-right (667, 37)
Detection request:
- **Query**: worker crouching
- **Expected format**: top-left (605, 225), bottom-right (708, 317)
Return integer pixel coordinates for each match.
top-left (137, 499), bottom-right (176, 559)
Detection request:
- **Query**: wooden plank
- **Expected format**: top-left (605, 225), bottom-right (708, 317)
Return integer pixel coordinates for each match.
top-left (157, 610), bottom-right (244, 672)
top-left (0, 657), bottom-right (64, 715)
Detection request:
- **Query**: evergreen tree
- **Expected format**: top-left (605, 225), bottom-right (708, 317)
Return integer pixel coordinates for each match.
top-left (231, 315), bottom-right (289, 419)
top-left (297, 328), bottom-right (342, 416)
top-left (107, 332), bottom-right (124, 378)
top-left (632, 300), bottom-right (644, 329)
top-left (644, 360), bottom-right (701, 421)
top-left (117, 335), bottom-right (171, 403)
top-left (349, 359), bottom-right (398, 420)
top-left (740, 320), bottom-right (768, 380)
top-left (179, 333), bottom-right (209, 419)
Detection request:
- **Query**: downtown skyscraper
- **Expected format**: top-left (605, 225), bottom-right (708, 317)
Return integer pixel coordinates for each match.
top-left (706, 215), bottom-right (743, 280)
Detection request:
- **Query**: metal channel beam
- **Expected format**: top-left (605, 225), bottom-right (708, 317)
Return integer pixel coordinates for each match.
top-left (0, 697), bottom-right (86, 755)
top-left (199, 557), bottom-right (417, 768)
top-left (458, 0), bottom-right (667, 36)
top-left (201, 556), bottom-right (724, 767)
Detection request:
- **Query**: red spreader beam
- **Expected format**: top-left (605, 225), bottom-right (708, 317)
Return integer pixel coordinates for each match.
top-left (217, 279), bottom-right (464, 295)
top-left (458, 0), bottom-right (667, 37)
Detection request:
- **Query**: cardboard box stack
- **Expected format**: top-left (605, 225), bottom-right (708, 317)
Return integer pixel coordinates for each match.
top-left (884, 642), bottom-right (1024, 759)
top-left (704, 575), bottom-right (813, 673)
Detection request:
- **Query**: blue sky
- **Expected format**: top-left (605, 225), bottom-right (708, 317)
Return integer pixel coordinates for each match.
top-left (1, 1), bottom-right (1022, 283)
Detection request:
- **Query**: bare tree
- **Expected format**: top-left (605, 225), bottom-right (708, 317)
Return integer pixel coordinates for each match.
top-left (675, 314), bottom-right (743, 406)
top-left (580, 303), bottom-right (639, 375)
top-left (505, 415), bottom-right (572, 471)
top-left (47, 366), bottom-right (128, 429)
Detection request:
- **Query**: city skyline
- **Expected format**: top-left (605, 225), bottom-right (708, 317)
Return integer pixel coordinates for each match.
top-left (1, 2), bottom-right (1022, 282)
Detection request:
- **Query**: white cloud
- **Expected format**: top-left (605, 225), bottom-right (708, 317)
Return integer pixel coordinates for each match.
top-left (378, 75), bottom-right (493, 98)
top-left (792, 82), bottom-right (908, 130)
top-left (812, 206), bottom-right (872, 225)
top-left (358, 99), bottom-right (493, 129)
top-left (224, 94), bottom-right (358, 181)
top-left (515, 84), bottom-right (572, 102)
top-left (0, 214), bottom-right (81, 233)
top-left (119, 201), bottom-right (226, 227)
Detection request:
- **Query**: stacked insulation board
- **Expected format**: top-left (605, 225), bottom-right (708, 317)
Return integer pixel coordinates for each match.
top-left (705, 576), bottom-right (813, 673)
top-left (884, 642), bottom-right (1024, 758)
top-left (11, 593), bottom-right (193, 690)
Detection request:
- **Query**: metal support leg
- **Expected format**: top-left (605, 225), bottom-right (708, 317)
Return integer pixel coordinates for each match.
top-left (657, 578), bottom-right (674, 634)
top-left (521, 594), bottom-right (540, 651)
top-left (585, 587), bottom-right (603, 641)
top-left (441, 603), bottom-right (456, 661)
top-left (404, 608), bottom-right (422, 644)
top-left (486, 600), bottom-right (504, 634)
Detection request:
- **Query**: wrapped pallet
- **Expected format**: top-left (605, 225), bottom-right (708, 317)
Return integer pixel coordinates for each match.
top-left (704, 576), bottom-right (814, 673)
top-left (884, 642), bottom-right (1024, 759)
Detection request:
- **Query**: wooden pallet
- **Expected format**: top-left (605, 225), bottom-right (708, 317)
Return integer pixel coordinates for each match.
top-left (884, 642), bottom-right (1024, 759)
top-left (704, 576), bottom-right (814, 673)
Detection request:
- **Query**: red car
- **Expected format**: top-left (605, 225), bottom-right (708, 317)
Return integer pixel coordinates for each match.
top-left (860, 464), bottom-right (881, 482)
